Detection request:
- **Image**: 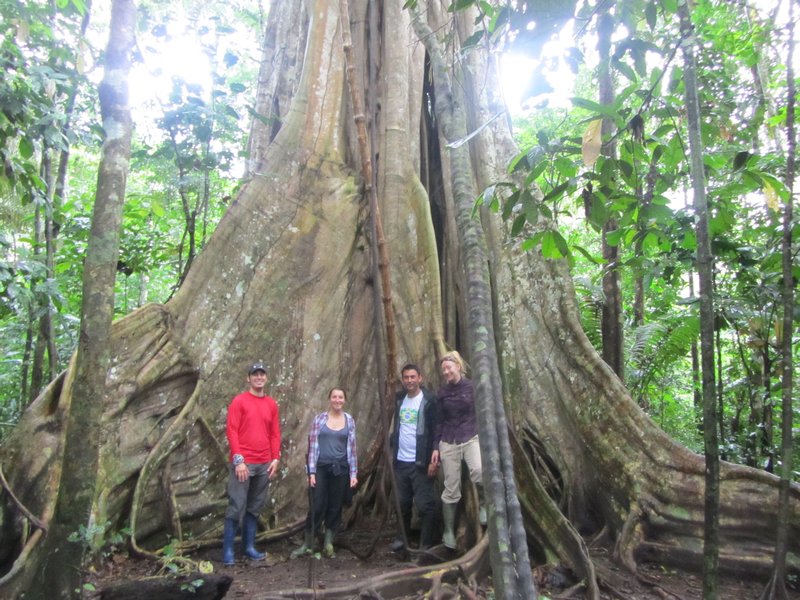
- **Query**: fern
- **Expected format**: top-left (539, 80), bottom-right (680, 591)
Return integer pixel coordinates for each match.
top-left (627, 314), bottom-right (701, 405)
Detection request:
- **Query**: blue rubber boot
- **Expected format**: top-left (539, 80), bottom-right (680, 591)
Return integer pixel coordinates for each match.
top-left (222, 518), bottom-right (237, 565)
top-left (242, 513), bottom-right (266, 561)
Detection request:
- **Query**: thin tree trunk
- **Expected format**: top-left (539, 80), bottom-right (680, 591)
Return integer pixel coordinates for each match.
top-left (29, 204), bottom-right (45, 401)
top-left (689, 273), bottom-right (702, 432)
top-left (762, 2), bottom-right (795, 596)
top-left (20, 316), bottom-right (34, 406)
top-left (34, 2), bottom-right (135, 596)
top-left (410, 4), bottom-right (535, 597)
top-left (678, 1), bottom-right (720, 597)
top-left (715, 328), bottom-right (725, 460)
top-left (598, 9), bottom-right (624, 379)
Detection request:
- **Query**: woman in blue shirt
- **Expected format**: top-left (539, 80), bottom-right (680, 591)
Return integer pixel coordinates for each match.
top-left (291, 387), bottom-right (357, 558)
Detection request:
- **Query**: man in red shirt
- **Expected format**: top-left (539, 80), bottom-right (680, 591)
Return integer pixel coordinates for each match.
top-left (222, 362), bottom-right (281, 565)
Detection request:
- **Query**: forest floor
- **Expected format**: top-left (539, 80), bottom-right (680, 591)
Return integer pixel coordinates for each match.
top-left (86, 514), bottom-right (800, 600)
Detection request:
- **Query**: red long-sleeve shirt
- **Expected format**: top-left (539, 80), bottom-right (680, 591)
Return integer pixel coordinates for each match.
top-left (226, 391), bottom-right (281, 464)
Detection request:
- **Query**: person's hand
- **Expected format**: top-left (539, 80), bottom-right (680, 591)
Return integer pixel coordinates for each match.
top-left (428, 450), bottom-right (440, 478)
top-left (350, 477), bottom-right (358, 488)
top-left (309, 474), bottom-right (316, 488)
top-left (268, 459), bottom-right (279, 480)
top-left (235, 462), bottom-right (249, 482)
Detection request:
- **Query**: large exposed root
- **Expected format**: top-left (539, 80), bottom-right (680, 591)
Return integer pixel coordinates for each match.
top-left (252, 535), bottom-right (490, 599)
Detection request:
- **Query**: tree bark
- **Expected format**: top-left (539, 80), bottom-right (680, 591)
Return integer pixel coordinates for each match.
top-left (678, 1), bottom-right (720, 596)
top-left (408, 4), bottom-right (535, 597)
top-left (762, 2), bottom-right (795, 597)
top-left (1, 0), bottom-right (799, 597)
top-left (17, 1), bottom-right (136, 597)
top-left (598, 8), bottom-right (624, 380)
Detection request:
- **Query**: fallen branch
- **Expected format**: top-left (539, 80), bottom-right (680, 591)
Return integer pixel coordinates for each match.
top-left (253, 535), bottom-right (489, 599)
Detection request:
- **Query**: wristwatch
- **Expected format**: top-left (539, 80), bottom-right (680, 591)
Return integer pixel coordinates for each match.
top-left (233, 454), bottom-right (245, 466)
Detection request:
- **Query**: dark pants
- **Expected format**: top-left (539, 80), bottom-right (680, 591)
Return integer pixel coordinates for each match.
top-left (307, 462), bottom-right (349, 535)
top-left (225, 462), bottom-right (270, 522)
top-left (394, 460), bottom-right (437, 547)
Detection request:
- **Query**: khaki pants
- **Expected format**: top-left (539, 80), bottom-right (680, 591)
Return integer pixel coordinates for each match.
top-left (439, 435), bottom-right (481, 504)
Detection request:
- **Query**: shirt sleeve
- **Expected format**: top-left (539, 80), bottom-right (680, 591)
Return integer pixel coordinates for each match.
top-left (432, 390), bottom-right (444, 447)
top-left (347, 413), bottom-right (358, 479)
top-left (307, 415), bottom-right (321, 475)
top-left (226, 398), bottom-right (242, 459)
top-left (270, 400), bottom-right (282, 460)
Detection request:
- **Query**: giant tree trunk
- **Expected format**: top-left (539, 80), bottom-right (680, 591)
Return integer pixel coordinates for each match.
top-left (1, 0), bottom-right (798, 597)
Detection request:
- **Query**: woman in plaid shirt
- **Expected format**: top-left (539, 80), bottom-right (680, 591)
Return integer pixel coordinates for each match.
top-left (291, 387), bottom-right (357, 558)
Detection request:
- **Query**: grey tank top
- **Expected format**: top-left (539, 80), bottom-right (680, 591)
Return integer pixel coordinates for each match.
top-left (318, 422), bottom-right (348, 465)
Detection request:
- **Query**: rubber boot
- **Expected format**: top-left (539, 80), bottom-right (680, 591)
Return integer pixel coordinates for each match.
top-left (290, 529), bottom-right (314, 559)
top-left (419, 511), bottom-right (435, 550)
top-left (476, 484), bottom-right (487, 526)
top-left (242, 513), bottom-right (266, 561)
top-left (323, 528), bottom-right (336, 558)
top-left (222, 518), bottom-right (237, 565)
top-left (391, 513), bottom-right (411, 552)
top-left (442, 502), bottom-right (457, 549)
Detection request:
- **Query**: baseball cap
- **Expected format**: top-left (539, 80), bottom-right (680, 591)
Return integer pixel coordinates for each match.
top-left (248, 362), bottom-right (267, 375)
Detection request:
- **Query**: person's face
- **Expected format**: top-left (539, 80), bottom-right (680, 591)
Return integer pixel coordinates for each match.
top-left (401, 369), bottom-right (422, 396)
top-left (249, 370), bottom-right (267, 392)
top-left (440, 359), bottom-right (461, 384)
top-left (329, 388), bottom-right (346, 411)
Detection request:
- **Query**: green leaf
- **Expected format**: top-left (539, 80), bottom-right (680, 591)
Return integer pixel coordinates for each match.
top-left (542, 180), bottom-right (571, 203)
top-left (526, 161), bottom-right (548, 185)
top-left (501, 189), bottom-right (520, 220)
top-left (520, 237), bottom-right (538, 252)
top-left (508, 148), bottom-right (530, 173)
top-left (150, 199), bottom-right (165, 218)
top-left (645, 1), bottom-right (657, 30)
top-left (462, 29), bottom-right (484, 50)
top-left (196, 126), bottom-right (212, 142)
top-left (524, 203), bottom-right (539, 225)
top-left (541, 231), bottom-right (568, 258)
top-left (588, 195), bottom-right (608, 230)
top-left (604, 228), bottom-right (622, 246)
top-left (19, 138), bottom-right (34, 159)
top-left (511, 214), bottom-right (526, 236)
top-left (661, 0), bottom-right (678, 13)
top-left (488, 5), bottom-right (510, 34)
top-left (617, 159), bottom-right (633, 179)
top-left (573, 244), bottom-right (604, 264)
top-left (571, 97), bottom-right (617, 119)
top-left (554, 156), bottom-right (578, 179)
top-left (733, 151), bottom-right (752, 171)
top-left (448, 0), bottom-right (475, 12)
top-left (612, 58), bottom-right (637, 82)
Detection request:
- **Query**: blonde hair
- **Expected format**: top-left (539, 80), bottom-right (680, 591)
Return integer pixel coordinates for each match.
top-left (439, 350), bottom-right (468, 374)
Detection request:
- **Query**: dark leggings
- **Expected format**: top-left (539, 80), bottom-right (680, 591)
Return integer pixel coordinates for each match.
top-left (307, 462), bottom-right (349, 535)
